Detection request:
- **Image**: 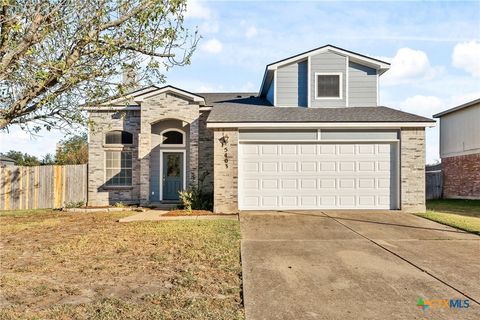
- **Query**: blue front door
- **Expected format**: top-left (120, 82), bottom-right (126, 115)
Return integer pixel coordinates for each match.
top-left (162, 152), bottom-right (183, 200)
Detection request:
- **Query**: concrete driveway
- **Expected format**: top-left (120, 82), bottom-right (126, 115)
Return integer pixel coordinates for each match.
top-left (240, 211), bottom-right (480, 320)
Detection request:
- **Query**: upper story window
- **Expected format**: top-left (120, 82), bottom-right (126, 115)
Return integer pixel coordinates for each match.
top-left (315, 73), bottom-right (342, 99)
top-left (161, 130), bottom-right (184, 145)
top-left (105, 130), bottom-right (133, 145)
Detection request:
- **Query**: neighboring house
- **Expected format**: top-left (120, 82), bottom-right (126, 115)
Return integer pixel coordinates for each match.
top-left (433, 98), bottom-right (480, 199)
top-left (0, 156), bottom-right (15, 166)
top-left (86, 44), bottom-right (435, 213)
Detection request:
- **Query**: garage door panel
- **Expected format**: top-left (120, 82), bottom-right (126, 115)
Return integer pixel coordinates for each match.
top-left (339, 162), bottom-right (355, 171)
top-left (319, 144), bottom-right (336, 154)
top-left (239, 142), bottom-right (398, 210)
top-left (261, 144), bottom-right (278, 155)
top-left (280, 145), bottom-right (297, 154)
top-left (339, 145), bottom-right (355, 154)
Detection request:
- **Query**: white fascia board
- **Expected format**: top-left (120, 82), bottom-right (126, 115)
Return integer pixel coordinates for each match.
top-left (267, 46), bottom-right (390, 72)
top-left (99, 86), bottom-right (158, 106)
top-left (83, 106), bottom-right (141, 111)
top-left (207, 122), bottom-right (436, 129)
top-left (134, 87), bottom-right (205, 104)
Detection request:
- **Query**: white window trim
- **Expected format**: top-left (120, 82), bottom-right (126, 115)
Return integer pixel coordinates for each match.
top-left (159, 149), bottom-right (187, 202)
top-left (104, 150), bottom-right (133, 187)
top-left (159, 128), bottom-right (186, 147)
top-left (314, 72), bottom-right (343, 100)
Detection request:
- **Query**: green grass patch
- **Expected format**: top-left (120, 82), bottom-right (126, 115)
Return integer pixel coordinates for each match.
top-left (416, 211), bottom-right (480, 234)
top-left (0, 210), bottom-right (244, 319)
top-left (426, 199), bottom-right (480, 217)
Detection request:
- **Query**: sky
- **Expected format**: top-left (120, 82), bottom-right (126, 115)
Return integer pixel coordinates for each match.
top-left (1, 0), bottom-right (479, 163)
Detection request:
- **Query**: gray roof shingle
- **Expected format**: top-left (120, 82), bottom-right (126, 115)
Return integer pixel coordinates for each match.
top-left (207, 104), bottom-right (435, 123)
top-left (197, 92), bottom-right (267, 107)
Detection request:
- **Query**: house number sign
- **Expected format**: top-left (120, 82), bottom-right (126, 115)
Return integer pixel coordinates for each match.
top-left (218, 134), bottom-right (229, 168)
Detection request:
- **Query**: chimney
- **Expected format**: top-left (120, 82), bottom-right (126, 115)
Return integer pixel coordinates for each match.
top-left (122, 66), bottom-right (138, 90)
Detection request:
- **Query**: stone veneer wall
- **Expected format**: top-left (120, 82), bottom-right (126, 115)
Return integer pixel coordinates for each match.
top-left (139, 93), bottom-right (200, 205)
top-left (88, 110), bottom-right (141, 206)
top-left (213, 129), bottom-right (238, 213)
top-left (442, 153), bottom-right (480, 199)
top-left (198, 110), bottom-right (214, 192)
top-left (400, 127), bottom-right (426, 212)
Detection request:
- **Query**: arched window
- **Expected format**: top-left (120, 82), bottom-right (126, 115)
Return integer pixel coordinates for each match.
top-left (161, 130), bottom-right (184, 145)
top-left (105, 130), bottom-right (133, 145)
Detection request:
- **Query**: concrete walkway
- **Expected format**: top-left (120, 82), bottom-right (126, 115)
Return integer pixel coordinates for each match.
top-left (118, 210), bottom-right (238, 222)
top-left (240, 210), bottom-right (480, 320)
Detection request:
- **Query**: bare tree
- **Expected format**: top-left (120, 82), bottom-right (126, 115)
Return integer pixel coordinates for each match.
top-left (0, 0), bottom-right (198, 132)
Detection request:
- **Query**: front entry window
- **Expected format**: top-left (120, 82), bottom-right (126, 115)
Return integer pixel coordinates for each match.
top-left (162, 130), bottom-right (184, 145)
top-left (166, 154), bottom-right (181, 177)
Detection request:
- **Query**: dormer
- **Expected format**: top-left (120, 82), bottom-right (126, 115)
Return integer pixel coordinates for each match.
top-left (259, 45), bottom-right (390, 108)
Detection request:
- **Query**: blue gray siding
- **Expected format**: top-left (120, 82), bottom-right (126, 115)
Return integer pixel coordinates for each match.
top-left (310, 51), bottom-right (347, 108)
top-left (266, 78), bottom-right (274, 105)
top-left (298, 61), bottom-right (308, 107)
top-left (348, 62), bottom-right (377, 106)
top-left (276, 60), bottom-right (308, 107)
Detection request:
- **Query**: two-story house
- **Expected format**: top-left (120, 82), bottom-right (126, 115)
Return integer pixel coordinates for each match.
top-left (86, 45), bottom-right (435, 213)
top-left (433, 98), bottom-right (480, 199)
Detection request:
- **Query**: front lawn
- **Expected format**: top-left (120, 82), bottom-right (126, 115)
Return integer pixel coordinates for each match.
top-left (0, 210), bottom-right (244, 319)
top-left (426, 199), bottom-right (480, 217)
top-left (417, 199), bottom-right (480, 234)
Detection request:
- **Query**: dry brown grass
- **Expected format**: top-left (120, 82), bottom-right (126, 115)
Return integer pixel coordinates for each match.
top-left (0, 210), bottom-right (243, 319)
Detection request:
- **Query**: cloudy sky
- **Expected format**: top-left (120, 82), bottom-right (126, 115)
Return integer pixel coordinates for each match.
top-left (1, 0), bottom-right (479, 163)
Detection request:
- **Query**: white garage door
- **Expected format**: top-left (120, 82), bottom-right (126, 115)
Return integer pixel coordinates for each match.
top-left (238, 142), bottom-right (398, 210)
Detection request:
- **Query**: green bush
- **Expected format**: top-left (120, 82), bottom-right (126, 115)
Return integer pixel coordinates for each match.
top-left (178, 172), bottom-right (213, 212)
top-left (64, 201), bottom-right (85, 208)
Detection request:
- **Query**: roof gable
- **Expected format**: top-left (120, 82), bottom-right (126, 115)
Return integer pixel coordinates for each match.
top-left (87, 85), bottom-right (205, 110)
top-left (433, 98), bottom-right (480, 118)
top-left (259, 44), bottom-right (391, 97)
top-left (133, 85), bottom-right (205, 104)
top-left (267, 44), bottom-right (390, 71)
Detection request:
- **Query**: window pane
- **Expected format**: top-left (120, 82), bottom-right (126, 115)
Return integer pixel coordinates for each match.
top-left (105, 131), bottom-right (133, 144)
top-left (317, 75), bottom-right (340, 98)
top-left (239, 130), bottom-right (317, 140)
top-left (321, 130), bottom-right (399, 140)
top-left (166, 154), bottom-right (181, 177)
top-left (162, 131), bottom-right (183, 144)
top-left (121, 131), bottom-right (133, 144)
top-left (105, 131), bottom-right (121, 144)
top-left (105, 151), bottom-right (132, 186)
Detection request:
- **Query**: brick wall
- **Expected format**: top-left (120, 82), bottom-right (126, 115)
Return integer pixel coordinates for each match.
top-left (443, 153), bottom-right (480, 199)
top-left (198, 110), bottom-right (214, 192)
top-left (139, 93), bottom-right (200, 205)
top-left (213, 129), bottom-right (238, 213)
top-left (88, 92), bottom-right (202, 206)
top-left (88, 110), bottom-right (141, 206)
top-left (400, 128), bottom-right (426, 212)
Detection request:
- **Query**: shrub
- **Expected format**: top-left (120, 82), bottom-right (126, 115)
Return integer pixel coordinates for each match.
top-left (64, 201), bottom-right (85, 208)
top-left (178, 171), bottom-right (213, 211)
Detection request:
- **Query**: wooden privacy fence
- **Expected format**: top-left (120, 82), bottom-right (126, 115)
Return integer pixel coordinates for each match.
top-left (0, 164), bottom-right (87, 210)
top-left (426, 170), bottom-right (443, 200)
